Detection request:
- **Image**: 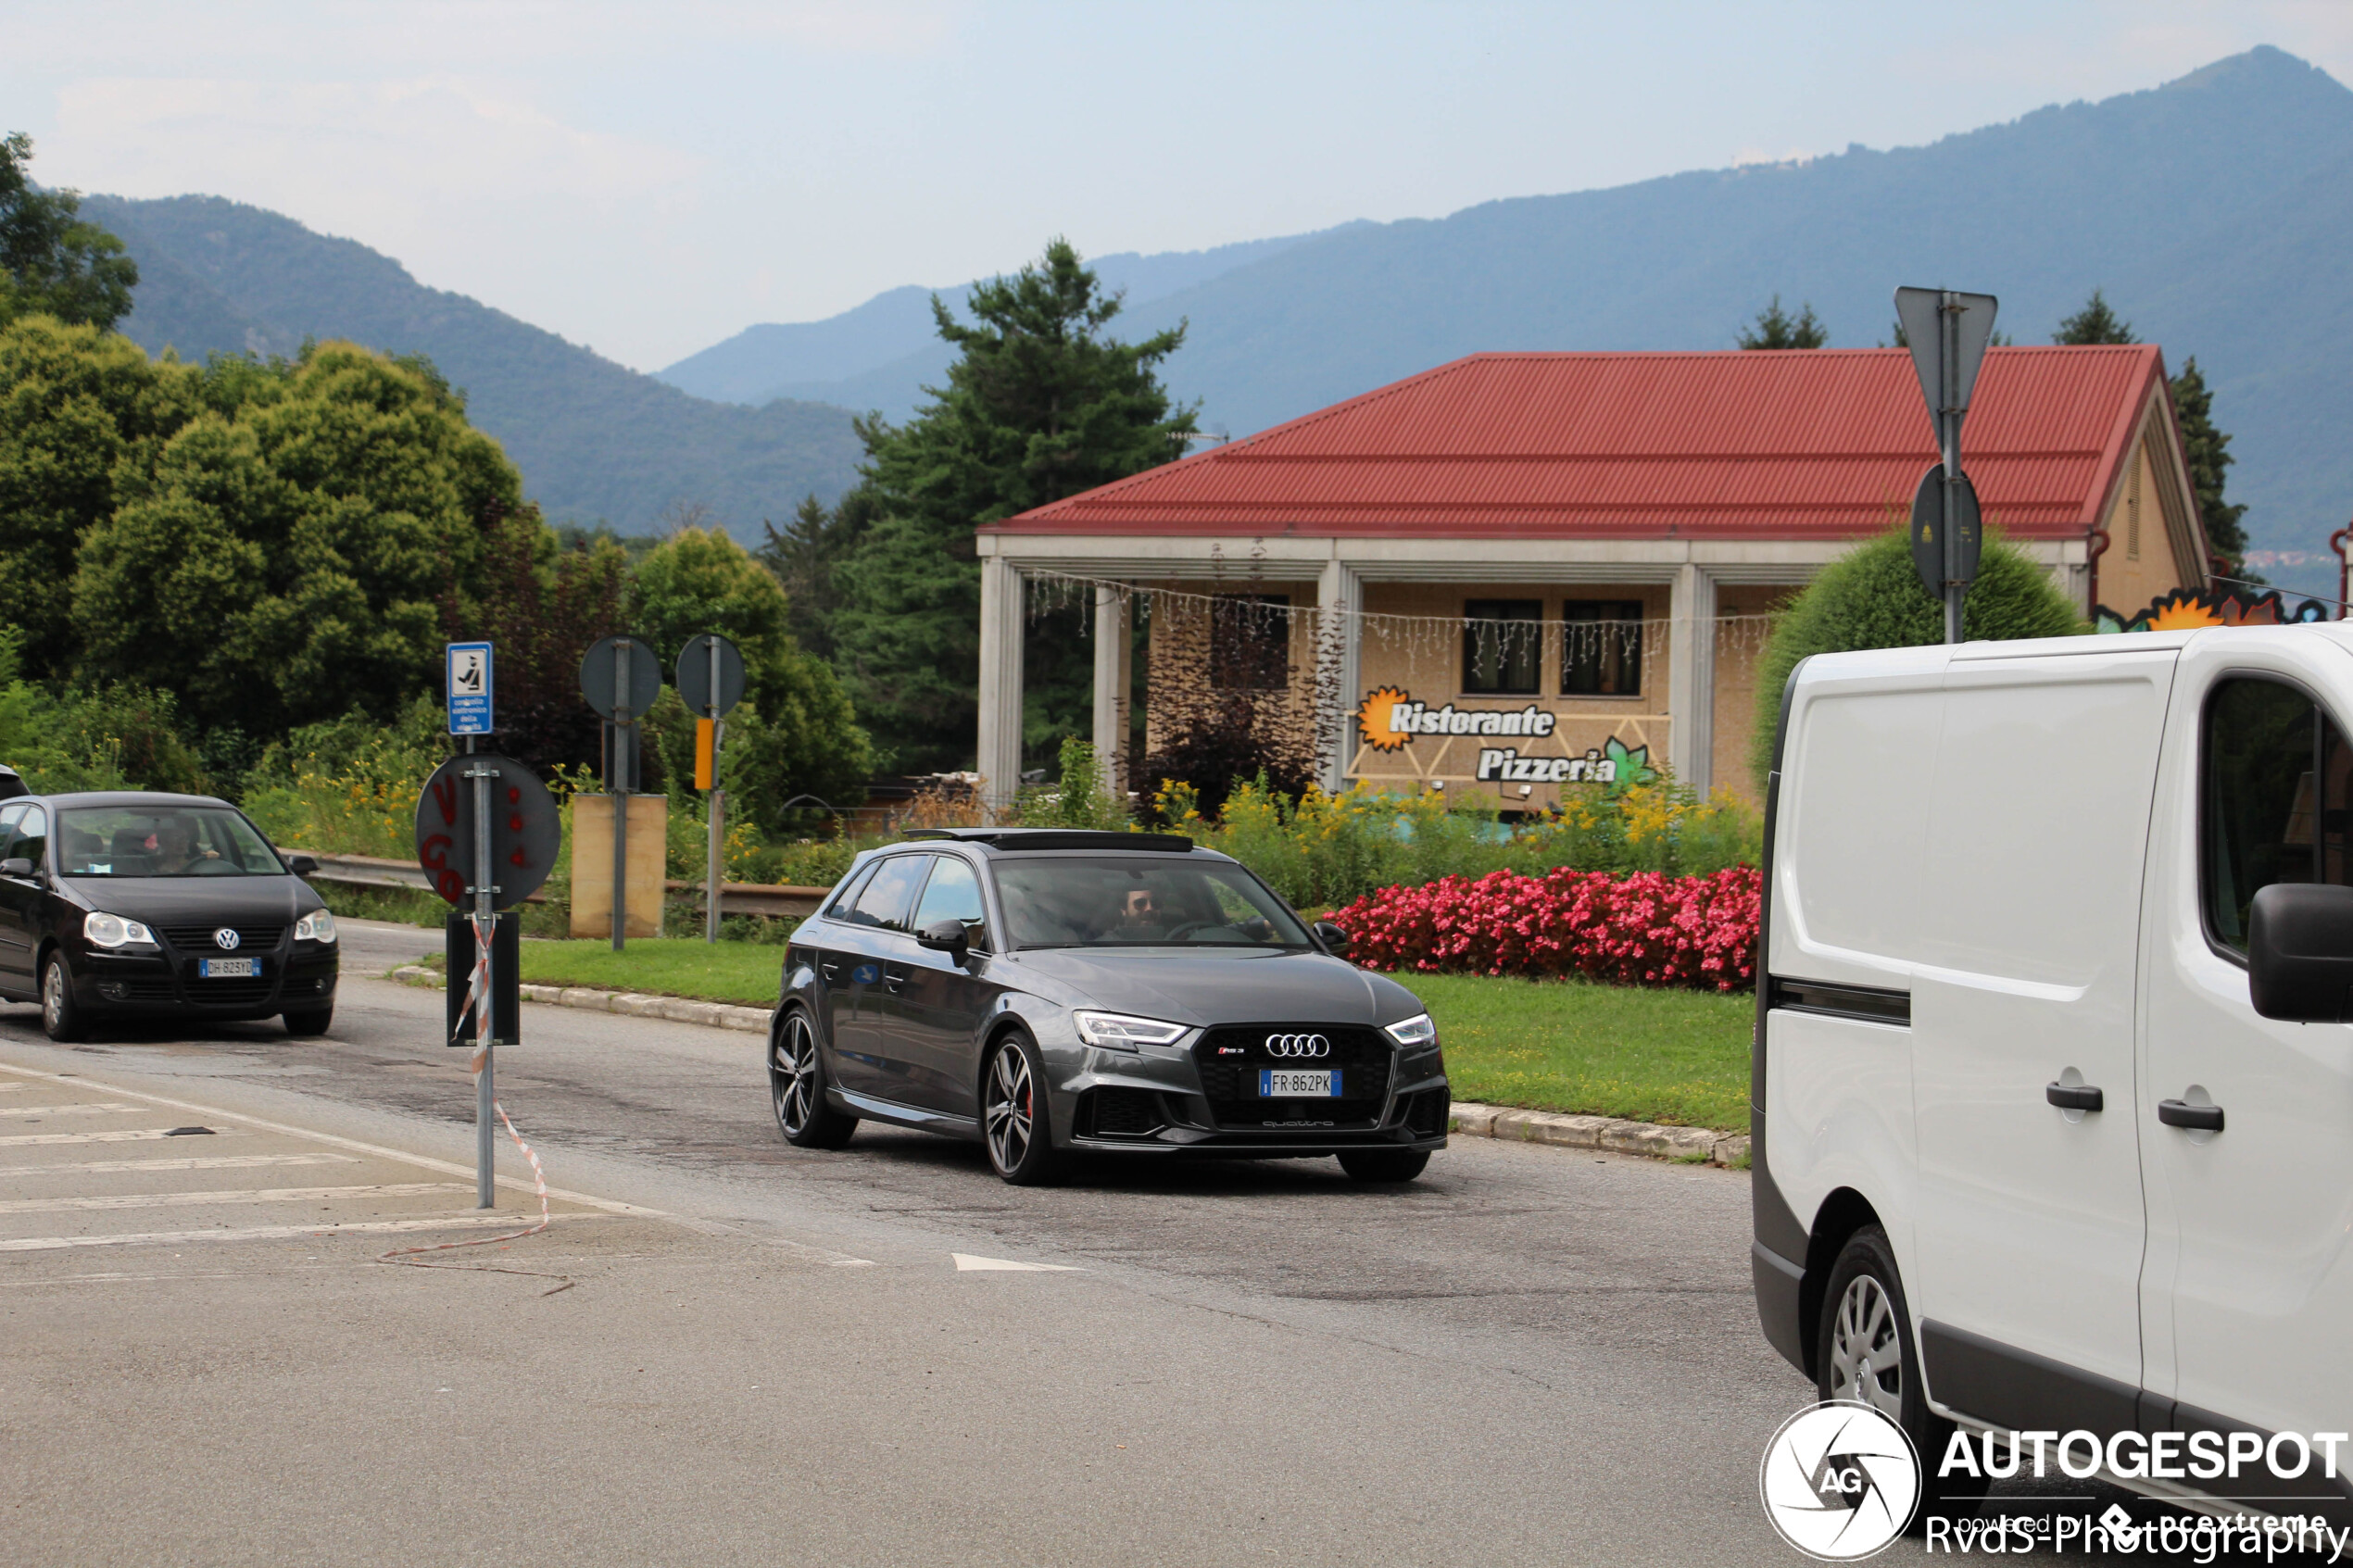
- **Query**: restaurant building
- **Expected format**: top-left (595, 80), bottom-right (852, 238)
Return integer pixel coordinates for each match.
top-left (975, 345), bottom-right (2212, 807)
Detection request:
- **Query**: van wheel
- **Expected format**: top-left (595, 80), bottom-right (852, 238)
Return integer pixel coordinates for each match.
top-left (1817, 1224), bottom-right (1986, 1532)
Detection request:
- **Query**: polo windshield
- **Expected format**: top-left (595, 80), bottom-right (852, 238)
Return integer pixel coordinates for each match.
top-left (991, 856), bottom-right (1310, 949)
top-left (57, 807), bottom-right (285, 877)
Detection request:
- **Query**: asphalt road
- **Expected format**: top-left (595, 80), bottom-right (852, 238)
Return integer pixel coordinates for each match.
top-left (0, 927), bottom-right (2299, 1565)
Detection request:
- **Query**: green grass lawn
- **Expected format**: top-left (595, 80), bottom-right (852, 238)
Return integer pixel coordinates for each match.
top-left (1388, 972), bottom-right (1753, 1133)
top-left (460, 937), bottom-right (1755, 1132)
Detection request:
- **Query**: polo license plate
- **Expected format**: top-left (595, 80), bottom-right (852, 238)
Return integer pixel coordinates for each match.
top-left (1260, 1068), bottom-right (1339, 1098)
top-left (199, 958), bottom-right (259, 979)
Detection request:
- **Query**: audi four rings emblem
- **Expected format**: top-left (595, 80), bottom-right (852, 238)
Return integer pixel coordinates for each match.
top-left (214, 928), bottom-right (241, 950)
top-left (1263, 1033), bottom-right (1330, 1058)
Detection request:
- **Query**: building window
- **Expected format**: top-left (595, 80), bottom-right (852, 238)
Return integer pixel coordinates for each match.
top-left (1463, 600), bottom-right (1543, 695)
top-left (1562, 601), bottom-right (1643, 696)
top-left (1209, 595), bottom-right (1291, 690)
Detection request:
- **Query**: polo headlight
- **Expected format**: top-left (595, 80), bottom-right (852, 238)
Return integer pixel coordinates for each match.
top-left (84, 912), bottom-right (157, 948)
top-left (295, 909), bottom-right (337, 944)
top-left (1072, 1010), bottom-right (1189, 1051)
top-left (1384, 1013), bottom-right (1438, 1048)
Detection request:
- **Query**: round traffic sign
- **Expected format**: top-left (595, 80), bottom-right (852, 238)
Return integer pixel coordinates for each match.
top-left (674, 633), bottom-right (747, 718)
top-left (579, 634), bottom-right (662, 721)
top-left (413, 753), bottom-right (563, 908)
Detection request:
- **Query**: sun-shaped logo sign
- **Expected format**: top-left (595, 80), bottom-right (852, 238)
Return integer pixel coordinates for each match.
top-left (1356, 686), bottom-right (1414, 752)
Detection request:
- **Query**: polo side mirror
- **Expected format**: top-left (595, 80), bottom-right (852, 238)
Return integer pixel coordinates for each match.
top-left (1314, 920), bottom-right (1351, 952)
top-left (915, 918), bottom-right (971, 959)
top-left (287, 854), bottom-right (320, 877)
top-left (0, 858), bottom-right (29, 880)
top-left (2248, 882), bottom-right (2353, 1022)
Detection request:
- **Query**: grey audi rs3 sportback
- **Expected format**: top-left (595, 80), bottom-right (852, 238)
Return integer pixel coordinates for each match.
top-left (766, 828), bottom-right (1448, 1185)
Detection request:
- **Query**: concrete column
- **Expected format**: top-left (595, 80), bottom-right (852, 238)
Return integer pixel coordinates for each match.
top-left (1667, 563), bottom-right (1717, 797)
top-left (1317, 559), bottom-right (1361, 794)
top-left (1090, 584), bottom-right (1131, 799)
top-left (975, 556), bottom-right (1025, 806)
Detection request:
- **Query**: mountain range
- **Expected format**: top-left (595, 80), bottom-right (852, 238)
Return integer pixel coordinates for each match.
top-left (80, 46), bottom-right (2353, 600)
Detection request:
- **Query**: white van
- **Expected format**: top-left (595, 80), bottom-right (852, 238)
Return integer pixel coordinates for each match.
top-left (1754, 624), bottom-right (2353, 1522)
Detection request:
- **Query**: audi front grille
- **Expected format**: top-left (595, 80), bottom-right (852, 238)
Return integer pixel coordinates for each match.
top-left (1190, 1024), bottom-right (1393, 1130)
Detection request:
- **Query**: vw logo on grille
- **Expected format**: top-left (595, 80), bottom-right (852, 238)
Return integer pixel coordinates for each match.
top-left (1264, 1033), bottom-right (1330, 1059)
top-left (213, 928), bottom-right (241, 951)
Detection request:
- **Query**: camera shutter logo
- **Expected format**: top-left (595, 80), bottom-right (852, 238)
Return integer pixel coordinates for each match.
top-left (1758, 1400), bottom-right (1919, 1561)
top-left (1263, 1034), bottom-right (1330, 1059)
top-left (214, 928), bottom-right (241, 951)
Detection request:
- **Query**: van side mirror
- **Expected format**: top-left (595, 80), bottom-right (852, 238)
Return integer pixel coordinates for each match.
top-left (915, 918), bottom-right (970, 959)
top-left (287, 854), bottom-right (319, 876)
top-left (1314, 920), bottom-right (1351, 952)
top-left (0, 858), bottom-right (29, 880)
top-left (2247, 883), bottom-right (2353, 1022)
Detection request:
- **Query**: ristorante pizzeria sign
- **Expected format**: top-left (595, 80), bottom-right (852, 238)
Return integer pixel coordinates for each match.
top-left (1358, 687), bottom-right (1558, 744)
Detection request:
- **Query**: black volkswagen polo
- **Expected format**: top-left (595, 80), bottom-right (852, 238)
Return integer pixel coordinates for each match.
top-left (0, 792), bottom-right (340, 1041)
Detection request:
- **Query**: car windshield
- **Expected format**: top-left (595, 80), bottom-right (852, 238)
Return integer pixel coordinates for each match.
top-left (991, 856), bottom-right (1311, 949)
top-left (57, 807), bottom-right (285, 878)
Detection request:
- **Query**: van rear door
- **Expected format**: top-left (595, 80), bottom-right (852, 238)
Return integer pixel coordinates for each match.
top-left (1908, 645), bottom-right (2176, 1434)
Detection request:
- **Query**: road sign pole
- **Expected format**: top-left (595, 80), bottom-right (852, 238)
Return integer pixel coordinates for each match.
top-left (706, 635), bottom-right (724, 943)
top-left (612, 639), bottom-right (631, 954)
top-left (466, 756), bottom-right (497, 1209)
top-left (1941, 291), bottom-right (1965, 646)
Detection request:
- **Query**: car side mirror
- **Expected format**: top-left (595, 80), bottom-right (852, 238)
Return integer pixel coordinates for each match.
top-left (915, 918), bottom-right (970, 959)
top-left (0, 858), bottom-right (29, 880)
top-left (1314, 920), bottom-right (1351, 952)
top-left (287, 854), bottom-right (319, 876)
top-left (2248, 883), bottom-right (2353, 1022)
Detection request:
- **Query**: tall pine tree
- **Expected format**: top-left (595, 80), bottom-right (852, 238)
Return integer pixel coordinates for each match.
top-left (832, 239), bottom-right (1197, 774)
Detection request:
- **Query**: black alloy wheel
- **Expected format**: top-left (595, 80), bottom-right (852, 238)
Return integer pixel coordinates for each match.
top-left (40, 951), bottom-right (84, 1043)
top-left (982, 1031), bottom-right (1063, 1185)
top-left (1338, 1148), bottom-right (1431, 1184)
top-left (283, 1007), bottom-right (334, 1037)
top-left (1816, 1223), bottom-right (1986, 1533)
top-left (770, 1010), bottom-right (856, 1148)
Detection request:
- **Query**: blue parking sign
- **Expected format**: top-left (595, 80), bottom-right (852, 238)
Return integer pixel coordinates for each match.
top-left (447, 642), bottom-right (494, 735)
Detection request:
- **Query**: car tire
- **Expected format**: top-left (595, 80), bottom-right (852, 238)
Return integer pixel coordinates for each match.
top-left (1338, 1148), bottom-right (1431, 1184)
top-left (1816, 1223), bottom-right (1986, 1533)
top-left (283, 1007), bottom-right (334, 1037)
top-left (770, 1009), bottom-right (857, 1149)
top-left (982, 1030), bottom-right (1063, 1186)
top-left (40, 951), bottom-right (85, 1043)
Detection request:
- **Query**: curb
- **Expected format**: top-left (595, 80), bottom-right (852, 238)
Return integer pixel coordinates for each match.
top-left (1449, 1101), bottom-right (1750, 1169)
top-left (384, 967), bottom-right (1749, 1169)
top-left (388, 965), bottom-right (773, 1035)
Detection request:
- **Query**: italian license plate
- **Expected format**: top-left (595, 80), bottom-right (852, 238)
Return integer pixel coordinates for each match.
top-left (199, 958), bottom-right (259, 979)
top-left (1259, 1068), bottom-right (1339, 1098)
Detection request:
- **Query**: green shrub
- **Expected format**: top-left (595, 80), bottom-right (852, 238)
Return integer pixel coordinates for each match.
top-left (1748, 525), bottom-right (2085, 790)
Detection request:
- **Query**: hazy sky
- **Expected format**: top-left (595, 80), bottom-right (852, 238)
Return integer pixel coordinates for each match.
top-left (6, 1), bottom-right (2349, 371)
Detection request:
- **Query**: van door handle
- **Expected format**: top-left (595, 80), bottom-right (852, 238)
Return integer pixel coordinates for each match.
top-left (2158, 1098), bottom-right (2225, 1132)
top-left (2045, 1083), bottom-right (2105, 1112)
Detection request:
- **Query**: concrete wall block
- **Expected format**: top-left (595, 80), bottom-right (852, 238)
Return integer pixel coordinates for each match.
top-left (560, 987), bottom-right (614, 1010)
top-left (1599, 1121), bottom-right (1717, 1160)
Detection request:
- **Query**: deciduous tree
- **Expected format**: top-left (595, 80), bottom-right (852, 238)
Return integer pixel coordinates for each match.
top-left (0, 132), bottom-right (138, 332)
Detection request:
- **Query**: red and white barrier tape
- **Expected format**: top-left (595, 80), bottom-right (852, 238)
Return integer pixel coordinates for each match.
top-left (380, 913), bottom-right (563, 1287)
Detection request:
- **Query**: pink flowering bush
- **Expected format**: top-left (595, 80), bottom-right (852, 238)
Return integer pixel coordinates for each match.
top-left (1328, 865), bottom-right (1762, 992)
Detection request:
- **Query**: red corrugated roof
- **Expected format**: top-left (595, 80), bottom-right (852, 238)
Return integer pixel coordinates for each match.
top-left (986, 346), bottom-right (2170, 540)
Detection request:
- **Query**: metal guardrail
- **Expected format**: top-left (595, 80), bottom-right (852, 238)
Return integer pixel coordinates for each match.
top-left (289, 851), bottom-right (829, 919)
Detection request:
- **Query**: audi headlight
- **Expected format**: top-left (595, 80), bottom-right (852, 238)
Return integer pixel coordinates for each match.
top-left (84, 911), bottom-right (157, 948)
top-left (294, 909), bottom-right (338, 944)
top-left (1072, 1010), bottom-right (1190, 1051)
top-left (1384, 1012), bottom-right (1438, 1048)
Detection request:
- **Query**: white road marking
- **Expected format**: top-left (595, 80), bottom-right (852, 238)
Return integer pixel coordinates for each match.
top-left (0, 1152), bottom-right (359, 1177)
top-left (0, 1128), bottom-right (245, 1148)
top-left (0, 1212), bottom-right (606, 1252)
top-left (0, 1063), bottom-right (661, 1217)
top-left (0, 1103), bottom-right (141, 1118)
top-left (951, 1252), bottom-right (1084, 1273)
top-left (0, 1182), bottom-right (467, 1216)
